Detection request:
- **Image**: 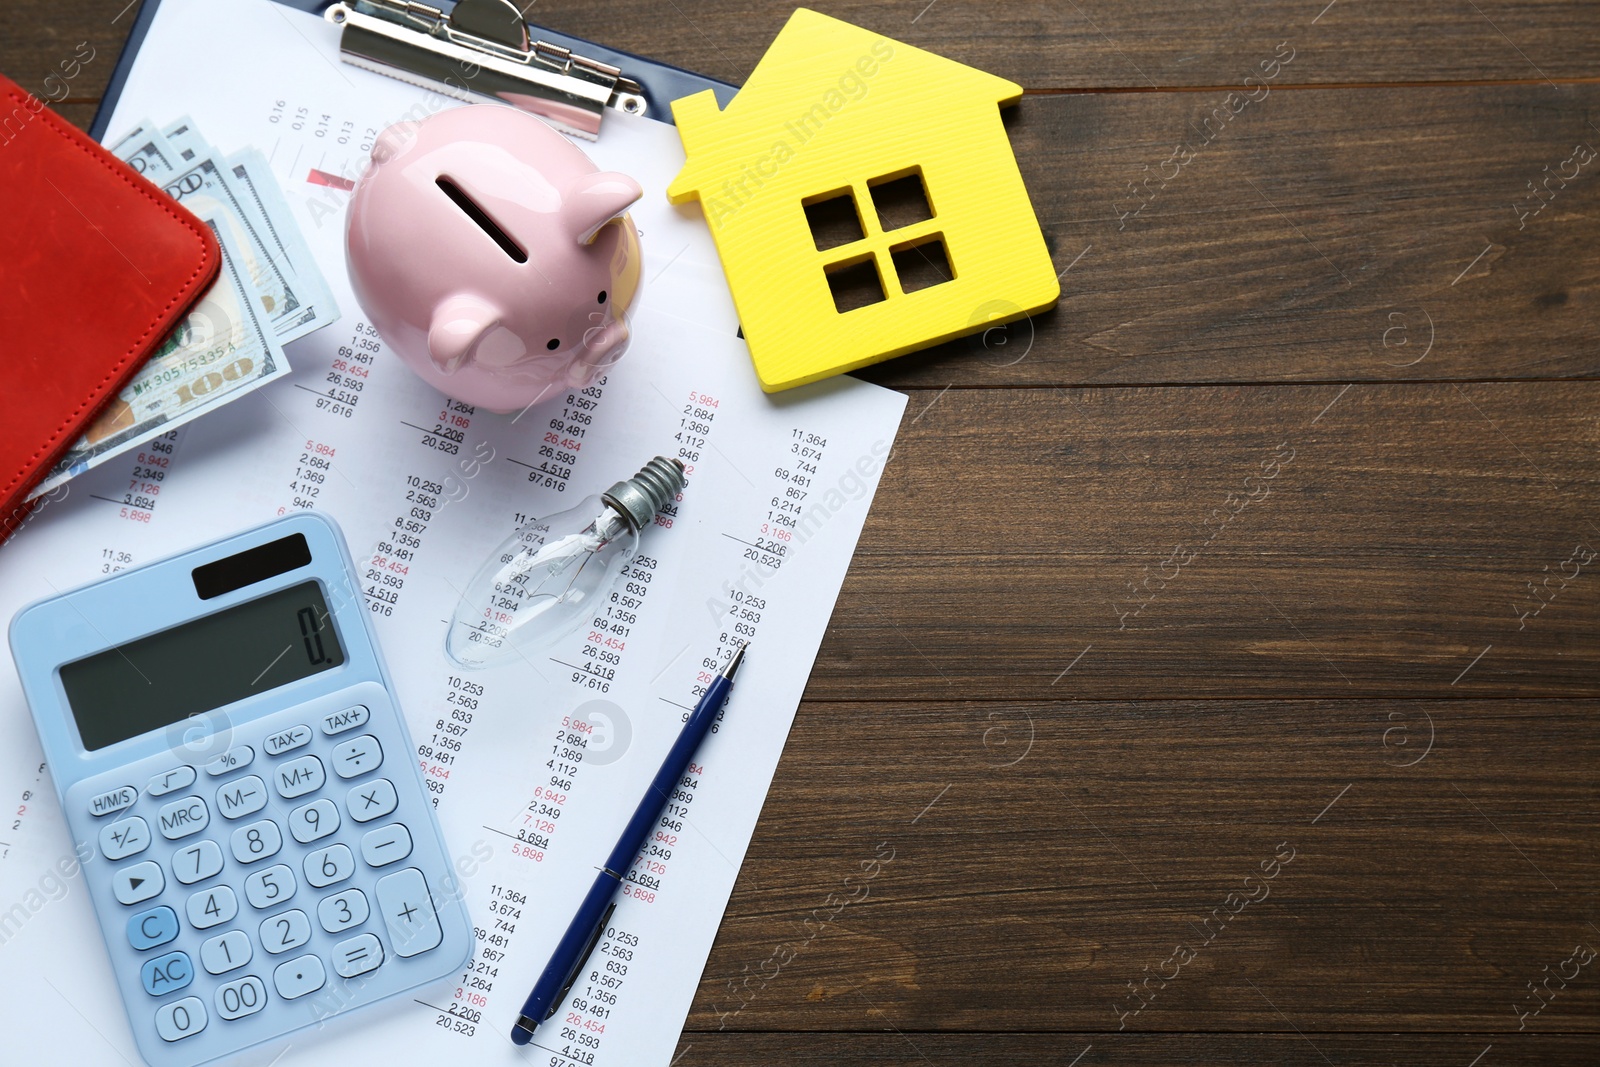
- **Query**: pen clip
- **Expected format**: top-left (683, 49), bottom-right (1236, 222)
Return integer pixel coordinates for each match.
top-left (325, 0), bottom-right (647, 140)
top-left (544, 899), bottom-right (616, 1020)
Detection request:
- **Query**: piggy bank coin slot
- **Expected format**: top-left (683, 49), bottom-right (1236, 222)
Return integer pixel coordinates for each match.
top-left (434, 176), bottom-right (528, 264)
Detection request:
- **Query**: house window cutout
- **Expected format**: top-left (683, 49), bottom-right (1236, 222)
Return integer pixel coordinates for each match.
top-left (890, 235), bottom-right (953, 293)
top-left (825, 254), bottom-right (886, 313)
top-left (804, 190), bottom-right (866, 251)
top-left (868, 169), bottom-right (933, 231)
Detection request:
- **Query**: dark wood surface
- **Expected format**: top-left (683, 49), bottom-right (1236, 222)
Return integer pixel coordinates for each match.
top-left (11, 1), bottom-right (1598, 1063)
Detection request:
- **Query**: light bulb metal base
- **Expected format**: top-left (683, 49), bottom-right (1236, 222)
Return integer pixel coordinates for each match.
top-left (602, 456), bottom-right (686, 531)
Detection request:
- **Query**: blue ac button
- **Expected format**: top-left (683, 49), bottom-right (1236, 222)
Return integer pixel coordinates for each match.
top-left (141, 950), bottom-right (194, 996)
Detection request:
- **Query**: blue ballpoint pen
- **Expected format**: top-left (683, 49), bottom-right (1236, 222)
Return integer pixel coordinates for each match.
top-left (509, 641), bottom-right (748, 1045)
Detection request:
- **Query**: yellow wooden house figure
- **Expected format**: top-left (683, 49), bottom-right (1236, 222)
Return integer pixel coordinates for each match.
top-left (666, 8), bottom-right (1058, 392)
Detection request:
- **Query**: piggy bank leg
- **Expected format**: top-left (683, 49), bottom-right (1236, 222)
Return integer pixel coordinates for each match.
top-left (429, 294), bottom-right (503, 375)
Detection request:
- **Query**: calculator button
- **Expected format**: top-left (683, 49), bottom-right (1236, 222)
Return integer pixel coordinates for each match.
top-left (244, 864), bottom-right (297, 909)
top-left (127, 905), bottom-right (179, 951)
top-left (187, 885), bottom-right (238, 930)
top-left (113, 860), bottom-right (164, 905)
top-left (303, 844), bottom-right (355, 888)
top-left (156, 795), bottom-right (210, 840)
top-left (89, 785), bottom-right (137, 818)
top-left (259, 908), bottom-right (312, 954)
top-left (263, 724), bottom-right (313, 756)
top-left (154, 996), bottom-right (207, 1042)
top-left (231, 819), bottom-right (283, 864)
top-left (321, 705), bottom-right (369, 735)
top-left (332, 932), bottom-right (384, 978)
top-left (273, 754), bottom-right (325, 799)
top-left (347, 779), bottom-right (398, 823)
top-left (332, 734), bottom-right (383, 779)
top-left (147, 766), bottom-right (195, 798)
top-left (100, 816), bottom-right (151, 861)
top-left (172, 839), bottom-right (225, 885)
top-left (273, 954), bottom-right (326, 1000)
top-left (361, 823), bottom-right (412, 868)
top-left (216, 775), bottom-right (268, 820)
top-left (376, 867), bottom-right (443, 957)
top-left (215, 974), bottom-right (267, 1021)
top-left (201, 930), bottom-right (252, 975)
top-left (141, 950), bottom-right (194, 996)
top-left (288, 798), bottom-right (340, 843)
top-left (205, 745), bottom-right (254, 776)
top-left (317, 888), bottom-right (369, 933)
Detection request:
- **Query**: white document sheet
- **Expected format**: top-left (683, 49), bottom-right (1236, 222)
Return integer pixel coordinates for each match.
top-left (0, 1), bottom-right (906, 1063)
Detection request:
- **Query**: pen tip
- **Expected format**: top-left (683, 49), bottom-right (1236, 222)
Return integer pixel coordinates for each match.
top-left (722, 642), bottom-right (747, 680)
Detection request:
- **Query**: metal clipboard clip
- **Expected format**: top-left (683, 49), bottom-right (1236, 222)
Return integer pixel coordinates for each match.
top-left (324, 0), bottom-right (647, 139)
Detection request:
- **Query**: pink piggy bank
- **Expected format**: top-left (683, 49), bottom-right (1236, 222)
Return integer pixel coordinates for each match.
top-left (345, 105), bottom-right (643, 413)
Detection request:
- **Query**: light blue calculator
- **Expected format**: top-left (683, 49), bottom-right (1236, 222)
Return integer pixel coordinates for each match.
top-left (10, 514), bottom-right (472, 1067)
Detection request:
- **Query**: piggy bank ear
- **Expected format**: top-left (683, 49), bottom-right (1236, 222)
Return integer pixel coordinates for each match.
top-left (428, 295), bottom-right (501, 376)
top-left (372, 121), bottom-right (420, 165)
top-left (565, 171), bottom-right (643, 245)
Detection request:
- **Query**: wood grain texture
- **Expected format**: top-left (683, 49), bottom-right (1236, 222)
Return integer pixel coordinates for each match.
top-left (809, 381), bottom-right (1600, 701)
top-left (1, 0), bottom-right (134, 108)
top-left (684, 699), bottom-right (1599, 1034)
top-left (672, 1033), bottom-right (1600, 1066)
top-left (854, 83), bottom-right (1600, 389)
top-left (515, 0), bottom-right (1600, 90)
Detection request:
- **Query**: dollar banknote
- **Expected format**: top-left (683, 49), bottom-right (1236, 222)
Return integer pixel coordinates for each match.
top-left (164, 118), bottom-right (338, 342)
top-left (108, 124), bottom-right (180, 178)
top-left (27, 220), bottom-right (289, 500)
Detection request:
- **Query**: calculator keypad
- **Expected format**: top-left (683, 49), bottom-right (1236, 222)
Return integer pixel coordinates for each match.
top-left (78, 699), bottom-right (461, 1054)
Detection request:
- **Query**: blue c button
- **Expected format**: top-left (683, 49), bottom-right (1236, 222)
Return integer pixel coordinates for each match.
top-left (127, 905), bottom-right (180, 951)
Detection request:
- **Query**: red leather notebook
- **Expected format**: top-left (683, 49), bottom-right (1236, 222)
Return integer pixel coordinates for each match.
top-left (0, 73), bottom-right (219, 539)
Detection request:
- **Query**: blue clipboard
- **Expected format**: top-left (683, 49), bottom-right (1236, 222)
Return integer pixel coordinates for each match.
top-left (92, 0), bottom-right (737, 141)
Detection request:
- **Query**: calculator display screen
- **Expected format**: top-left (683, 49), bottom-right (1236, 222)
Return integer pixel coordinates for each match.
top-left (60, 581), bottom-right (346, 751)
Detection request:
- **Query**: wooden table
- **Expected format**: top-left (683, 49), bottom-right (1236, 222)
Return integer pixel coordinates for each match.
top-left (12, 2), bottom-right (1599, 1063)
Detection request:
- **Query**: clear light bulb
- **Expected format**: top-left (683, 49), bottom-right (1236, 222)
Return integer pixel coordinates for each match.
top-left (445, 457), bottom-right (685, 670)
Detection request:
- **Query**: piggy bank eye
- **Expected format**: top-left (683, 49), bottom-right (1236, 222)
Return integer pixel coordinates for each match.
top-left (546, 338), bottom-right (561, 350)
top-left (597, 291), bottom-right (607, 304)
